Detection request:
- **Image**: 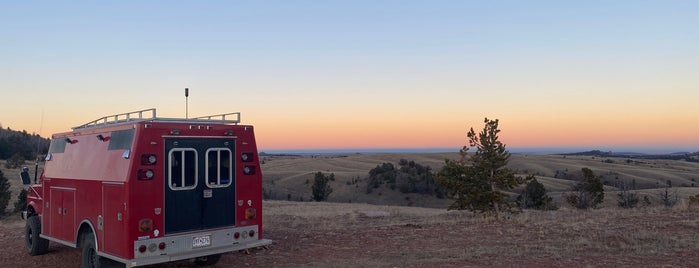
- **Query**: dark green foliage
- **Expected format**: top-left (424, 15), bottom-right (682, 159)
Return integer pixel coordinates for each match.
top-left (435, 118), bottom-right (525, 216)
top-left (15, 188), bottom-right (28, 212)
top-left (366, 160), bottom-right (445, 197)
top-left (311, 172), bottom-right (334, 201)
top-left (436, 159), bottom-right (498, 212)
top-left (566, 168), bottom-right (605, 209)
top-left (0, 127), bottom-right (50, 160)
top-left (517, 175), bottom-right (557, 210)
top-left (396, 159), bottom-right (443, 196)
top-left (366, 163), bottom-right (396, 193)
top-left (0, 170), bottom-right (11, 216)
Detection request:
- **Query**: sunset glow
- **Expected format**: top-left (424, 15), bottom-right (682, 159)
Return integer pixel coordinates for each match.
top-left (1, 1), bottom-right (697, 153)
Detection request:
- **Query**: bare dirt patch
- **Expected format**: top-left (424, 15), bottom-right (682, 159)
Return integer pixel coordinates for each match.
top-left (2, 201), bottom-right (698, 267)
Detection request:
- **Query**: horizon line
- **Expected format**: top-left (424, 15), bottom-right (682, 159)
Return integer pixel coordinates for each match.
top-left (259, 146), bottom-right (699, 155)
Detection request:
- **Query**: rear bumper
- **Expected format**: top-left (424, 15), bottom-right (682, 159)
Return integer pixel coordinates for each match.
top-left (107, 226), bottom-right (271, 267)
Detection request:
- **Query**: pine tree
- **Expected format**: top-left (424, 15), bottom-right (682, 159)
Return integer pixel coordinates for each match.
top-left (14, 188), bottom-right (28, 212)
top-left (566, 168), bottom-right (605, 209)
top-left (0, 170), bottom-right (11, 216)
top-left (311, 172), bottom-right (334, 201)
top-left (517, 176), bottom-right (556, 210)
top-left (436, 118), bottom-right (525, 217)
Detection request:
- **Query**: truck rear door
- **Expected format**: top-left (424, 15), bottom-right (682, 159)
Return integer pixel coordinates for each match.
top-left (163, 138), bottom-right (236, 234)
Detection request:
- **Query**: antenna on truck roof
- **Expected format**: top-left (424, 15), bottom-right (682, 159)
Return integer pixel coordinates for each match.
top-left (185, 87), bottom-right (189, 119)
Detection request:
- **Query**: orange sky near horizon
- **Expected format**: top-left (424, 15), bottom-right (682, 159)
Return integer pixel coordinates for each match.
top-left (2, 2), bottom-right (698, 152)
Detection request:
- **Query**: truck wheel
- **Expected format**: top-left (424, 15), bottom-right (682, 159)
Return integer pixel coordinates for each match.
top-left (82, 232), bottom-right (108, 268)
top-left (194, 254), bottom-right (222, 266)
top-left (25, 215), bottom-right (49, 255)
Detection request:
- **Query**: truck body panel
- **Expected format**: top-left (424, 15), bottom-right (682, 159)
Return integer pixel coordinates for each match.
top-left (24, 109), bottom-right (270, 267)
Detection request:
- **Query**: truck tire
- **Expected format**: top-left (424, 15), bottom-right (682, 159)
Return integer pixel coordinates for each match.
top-left (82, 232), bottom-right (108, 268)
top-left (194, 254), bottom-right (222, 266)
top-left (25, 215), bottom-right (49, 256)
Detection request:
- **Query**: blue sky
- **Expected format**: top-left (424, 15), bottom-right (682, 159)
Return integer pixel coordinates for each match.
top-left (2, 1), bottom-right (698, 152)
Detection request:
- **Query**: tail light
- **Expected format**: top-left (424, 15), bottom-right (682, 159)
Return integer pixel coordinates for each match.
top-left (249, 230), bottom-right (256, 237)
top-left (241, 152), bottom-right (254, 162)
top-left (139, 245), bottom-right (147, 253)
top-left (138, 169), bottom-right (154, 180)
top-left (234, 232), bottom-right (240, 239)
top-left (141, 154), bottom-right (157, 165)
top-left (245, 208), bottom-right (256, 220)
top-left (139, 219), bottom-right (153, 232)
top-left (159, 242), bottom-right (166, 250)
top-left (243, 165), bottom-right (256, 175)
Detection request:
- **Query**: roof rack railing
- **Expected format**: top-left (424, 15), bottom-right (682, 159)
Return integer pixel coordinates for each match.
top-left (73, 108), bottom-right (157, 130)
top-left (191, 112), bottom-right (241, 125)
top-left (72, 109), bottom-right (241, 130)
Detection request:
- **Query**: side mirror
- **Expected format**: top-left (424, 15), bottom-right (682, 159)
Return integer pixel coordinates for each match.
top-left (20, 170), bottom-right (31, 185)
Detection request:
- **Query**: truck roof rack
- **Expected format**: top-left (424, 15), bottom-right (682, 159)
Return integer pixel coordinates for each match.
top-left (72, 108), bottom-right (241, 130)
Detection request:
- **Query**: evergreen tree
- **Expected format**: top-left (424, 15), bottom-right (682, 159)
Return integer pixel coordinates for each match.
top-left (311, 172), bottom-right (334, 201)
top-left (0, 170), bottom-right (11, 216)
top-left (15, 188), bottom-right (28, 212)
top-left (435, 118), bottom-right (525, 217)
top-left (566, 168), bottom-right (605, 209)
top-left (517, 176), bottom-right (556, 210)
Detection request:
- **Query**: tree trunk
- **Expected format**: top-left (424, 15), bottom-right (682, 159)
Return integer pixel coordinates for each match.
top-left (490, 169), bottom-right (500, 219)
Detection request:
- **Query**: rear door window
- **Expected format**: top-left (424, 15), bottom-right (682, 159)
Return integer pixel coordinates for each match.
top-left (168, 148), bottom-right (198, 190)
top-left (205, 148), bottom-right (233, 188)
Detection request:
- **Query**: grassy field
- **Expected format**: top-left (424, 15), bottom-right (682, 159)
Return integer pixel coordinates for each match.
top-left (1, 154), bottom-right (698, 267)
top-left (256, 200), bottom-right (699, 267)
top-left (261, 152), bottom-right (699, 208)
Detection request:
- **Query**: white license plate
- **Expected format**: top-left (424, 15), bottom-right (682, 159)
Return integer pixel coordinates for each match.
top-left (192, 235), bottom-right (211, 248)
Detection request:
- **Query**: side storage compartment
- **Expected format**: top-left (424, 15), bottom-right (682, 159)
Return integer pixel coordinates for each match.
top-left (49, 187), bottom-right (76, 242)
top-left (101, 183), bottom-right (128, 258)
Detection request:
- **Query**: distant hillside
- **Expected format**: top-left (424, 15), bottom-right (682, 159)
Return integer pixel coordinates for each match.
top-left (0, 127), bottom-right (49, 160)
top-left (562, 150), bottom-right (699, 162)
top-left (261, 152), bottom-right (699, 208)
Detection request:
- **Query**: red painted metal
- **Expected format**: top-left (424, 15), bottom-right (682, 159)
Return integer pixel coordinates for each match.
top-left (24, 110), bottom-right (270, 266)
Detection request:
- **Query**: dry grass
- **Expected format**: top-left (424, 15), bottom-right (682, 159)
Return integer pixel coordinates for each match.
top-left (262, 152), bottom-right (699, 208)
top-left (260, 200), bottom-right (699, 267)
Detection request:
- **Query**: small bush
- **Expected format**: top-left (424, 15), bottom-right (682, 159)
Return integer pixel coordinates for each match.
top-left (517, 176), bottom-right (557, 210)
top-left (14, 189), bottom-right (28, 212)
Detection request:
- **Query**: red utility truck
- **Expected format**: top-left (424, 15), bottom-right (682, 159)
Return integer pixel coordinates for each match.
top-left (21, 108), bottom-right (271, 267)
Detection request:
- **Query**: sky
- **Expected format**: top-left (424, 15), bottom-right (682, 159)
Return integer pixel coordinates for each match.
top-left (1, 1), bottom-right (698, 153)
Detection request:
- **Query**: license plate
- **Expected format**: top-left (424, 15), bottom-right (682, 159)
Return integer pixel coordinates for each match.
top-left (192, 235), bottom-right (211, 248)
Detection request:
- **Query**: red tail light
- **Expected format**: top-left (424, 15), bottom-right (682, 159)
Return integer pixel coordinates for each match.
top-left (158, 242), bottom-right (166, 250)
top-left (234, 232), bottom-right (240, 239)
top-left (140, 154), bottom-right (157, 165)
top-left (137, 169), bottom-right (154, 180)
top-left (249, 230), bottom-right (256, 237)
top-left (139, 245), bottom-right (147, 253)
top-left (241, 152), bottom-right (254, 162)
top-left (243, 165), bottom-right (256, 175)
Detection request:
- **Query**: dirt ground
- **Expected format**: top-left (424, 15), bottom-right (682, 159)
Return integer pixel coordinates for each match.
top-left (1, 201), bottom-right (698, 267)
